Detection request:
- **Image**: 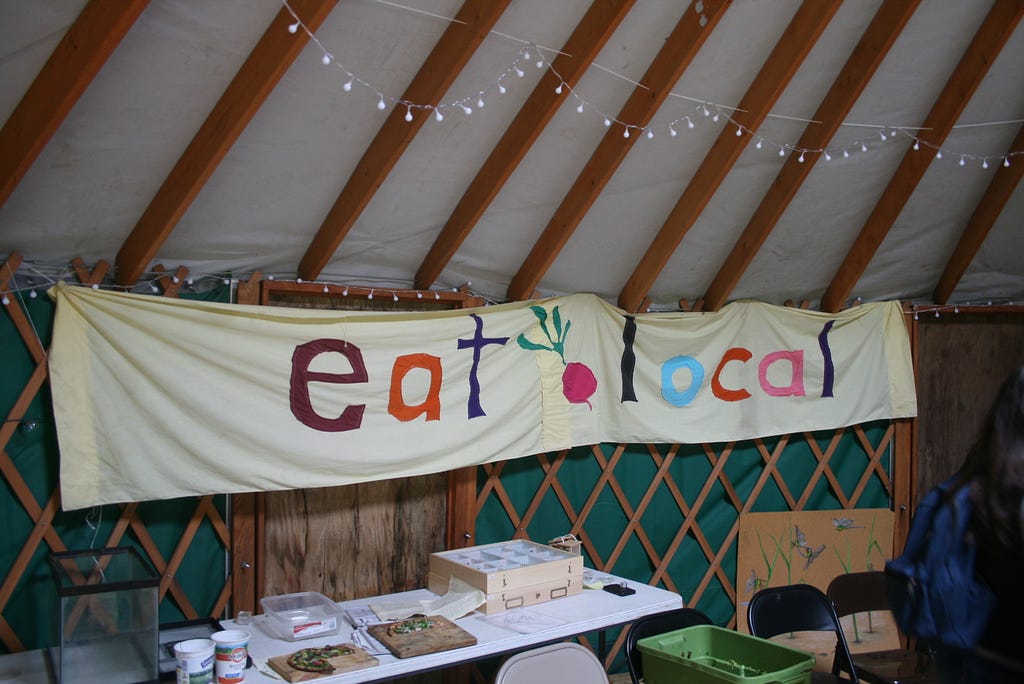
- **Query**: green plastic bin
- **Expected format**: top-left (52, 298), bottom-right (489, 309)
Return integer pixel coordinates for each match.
top-left (637, 624), bottom-right (814, 684)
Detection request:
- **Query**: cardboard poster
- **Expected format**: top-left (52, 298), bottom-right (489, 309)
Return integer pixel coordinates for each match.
top-left (736, 509), bottom-right (898, 667)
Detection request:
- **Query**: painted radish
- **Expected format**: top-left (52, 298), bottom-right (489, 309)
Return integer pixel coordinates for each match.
top-left (562, 361), bottom-right (597, 408)
top-left (517, 305), bottom-right (597, 410)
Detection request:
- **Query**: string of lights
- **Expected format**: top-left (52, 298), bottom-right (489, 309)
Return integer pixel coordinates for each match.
top-left (281, 0), bottom-right (1022, 169)
top-left (0, 260), bottom-right (492, 307)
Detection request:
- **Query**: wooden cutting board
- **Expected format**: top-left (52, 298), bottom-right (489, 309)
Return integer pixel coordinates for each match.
top-left (366, 615), bottom-right (477, 658)
top-left (267, 643), bottom-right (378, 681)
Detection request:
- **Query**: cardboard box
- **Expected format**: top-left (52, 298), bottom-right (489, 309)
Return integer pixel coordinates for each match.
top-left (428, 540), bottom-right (583, 613)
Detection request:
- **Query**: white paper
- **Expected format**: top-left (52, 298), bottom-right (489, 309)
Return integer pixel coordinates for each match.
top-left (369, 576), bottom-right (485, 622)
top-left (478, 608), bottom-right (567, 634)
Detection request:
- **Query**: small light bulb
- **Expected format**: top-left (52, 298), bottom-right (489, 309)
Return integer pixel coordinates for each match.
top-left (288, 22), bottom-right (299, 33)
top-left (623, 128), bottom-right (630, 138)
top-left (1, 295), bottom-right (8, 306)
top-left (435, 109), bottom-right (444, 122)
top-left (477, 97), bottom-right (484, 108)
top-left (778, 147), bottom-right (785, 157)
top-left (405, 107), bottom-right (413, 122)
top-left (935, 150), bottom-right (942, 159)
top-left (342, 287), bottom-right (349, 296)
top-left (186, 278), bottom-right (194, 286)
top-left (603, 117), bottom-right (612, 127)
top-left (514, 66), bottom-right (524, 78)
top-left (843, 148), bottom-right (849, 158)
top-left (416, 292), bottom-right (423, 299)
top-left (669, 126), bottom-right (677, 137)
top-left (172, 276), bottom-right (180, 284)
top-left (824, 151), bottom-right (831, 161)
top-left (576, 103), bottom-right (584, 113)
top-left (756, 139), bottom-right (763, 150)
top-left (686, 118), bottom-right (694, 129)
top-left (702, 105), bottom-right (709, 117)
top-left (498, 83), bottom-right (506, 95)
top-left (92, 283), bottom-right (99, 290)
top-left (554, 84), bottom-right (563, 95)
top-left (461, 105), bottom-right (472, 115)
top-left (647, 129), bottom-right (654, 139)
top-left (377, 95), bottom-right (386, 110)
top-left (959, 156), bottom-right (965, 167)
top-left (343, 79), bottom-right (353, 92)
top-left (29, 290), bottom-right (38, 299)
top-left (712, 112), bottom-right (719, 122)
top-left (860, 142), bottom-right (868, 152)
top-left (913, 140), bottom-right (919, 150)
top-left (297, 278), bottom-right (304, 284)
top-left (536, 59), bottom-right (544, 69)
top-left (434, 292), bottom-right (440, 300)
top-left (323, 285), bottom-right (329, 293)
top-left (735, 126), bottom-right (742, 136)
top-left (368, 291), bottom-right (374, 300)
top-left (392, 293), bottom-right (399, 301)
top-left (879, 130), bottom-right (887, 141)
top-left (523, 50), bottom-right (531, 61)
top-left (798, 152), bottom-right (805, 163)
top-left (982, 159), bottom-right (989, 169)
top-left (322, 54), bottom-right (331, 65)
top-left (1004, 157), bottom-right (1010, 167)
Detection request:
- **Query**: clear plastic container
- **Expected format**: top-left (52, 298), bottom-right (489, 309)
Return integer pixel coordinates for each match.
top-left (259, 591), bottom-right (340, 642)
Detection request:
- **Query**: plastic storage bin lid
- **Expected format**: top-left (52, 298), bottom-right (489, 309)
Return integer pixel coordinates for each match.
top-left (260, 591), bottom-right (340, 642)
top-left (637, 624), bottom-right (815, 684)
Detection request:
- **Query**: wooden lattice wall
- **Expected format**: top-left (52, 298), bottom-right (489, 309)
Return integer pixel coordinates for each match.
top-left (0, 254), bottom-right (231, 653)
top-left (470, 422), bottom-right (906, 673)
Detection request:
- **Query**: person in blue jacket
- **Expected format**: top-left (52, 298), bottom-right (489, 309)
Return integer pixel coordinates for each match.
top-left (938, 367), bottom-right (1024, 683)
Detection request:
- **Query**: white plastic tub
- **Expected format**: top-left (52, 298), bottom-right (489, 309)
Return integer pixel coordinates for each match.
top-left (260, 591), bottom-right (340, 642)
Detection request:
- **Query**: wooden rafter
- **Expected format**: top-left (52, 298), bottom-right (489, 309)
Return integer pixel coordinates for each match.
top-left (701, 0), bottom-right (921, 312)
top-left (820, 0), bottom-right (1024, 313)
top-left (0, 0), bottom-right (148, 210)
top-left (934, 122), bottom-right (1024, 304)
top-left (115, 0), bottom-right (340, 286)
top-left (504, 0), bottom-right (733, 302)
top-left (413, 0), bottom-right (637, 291)
top-left (297, 0), bottom-right (511, 282)
top-left (618, 1), bottom-right (841, 313)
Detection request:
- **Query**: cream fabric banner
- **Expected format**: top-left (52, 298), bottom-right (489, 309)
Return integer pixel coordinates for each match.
top-left (48, 284), bottom-right (916, 509)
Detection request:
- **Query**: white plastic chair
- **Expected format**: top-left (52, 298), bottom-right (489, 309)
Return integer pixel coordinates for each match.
top-left (494, 642), bottom-right (608, 684)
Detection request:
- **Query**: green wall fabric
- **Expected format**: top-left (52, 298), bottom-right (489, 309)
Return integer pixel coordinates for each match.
top-left (474, 428), bottom-right (891, 673)
top-left (1, 285), bottom-right (230, 654)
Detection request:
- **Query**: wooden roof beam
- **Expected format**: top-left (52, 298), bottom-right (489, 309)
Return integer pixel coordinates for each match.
top-left (0, 0), bottom-right (148, 209)
top-left (701, 0), bottom-right (921, 312)
top-left (298, 0), bottom-right (510, 282)
top-left (414, 0), bottom-right (637, 291)
top-left (115, 0), bottom-right (339, 286)
top-left (618, 1), bottom-right (841, 313)
top-left (934, 122), bottom-right (1024, 304)
top-left (504, 1), bottom-right (733, 302)
top-left (820, 0), bottom-right (1024, 313)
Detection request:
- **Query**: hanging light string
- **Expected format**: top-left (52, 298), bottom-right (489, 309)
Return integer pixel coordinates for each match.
top-left (281, 0), bottom-right (1021, 168)
top-left (0, 261), bottom-right (497, 306)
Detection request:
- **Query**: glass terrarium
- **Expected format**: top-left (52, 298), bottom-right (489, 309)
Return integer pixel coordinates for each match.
top-left (48, 547), bottom-right (160, 684)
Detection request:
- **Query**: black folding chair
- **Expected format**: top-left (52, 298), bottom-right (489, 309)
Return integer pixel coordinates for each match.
top-left (827, 571), bottom-right (937, 684)
top-left (747, 584), bottom-right (858, 683)
top-left (624, 607), bottom-right (713, 684)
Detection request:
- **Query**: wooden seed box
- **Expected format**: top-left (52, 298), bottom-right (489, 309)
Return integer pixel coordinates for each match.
top-left (428, 540), bottom-right (583, 614)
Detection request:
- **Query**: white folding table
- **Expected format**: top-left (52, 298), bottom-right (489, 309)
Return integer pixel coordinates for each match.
top-left (230, 574), bottom-right (682, 683)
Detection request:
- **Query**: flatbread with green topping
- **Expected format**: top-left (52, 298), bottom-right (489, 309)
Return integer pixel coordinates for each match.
top-left (285, 644), bottom-right (354, 673)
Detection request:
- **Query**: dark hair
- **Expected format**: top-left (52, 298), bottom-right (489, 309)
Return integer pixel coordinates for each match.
top-left (953, 367), bottom-right (1024, 548)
